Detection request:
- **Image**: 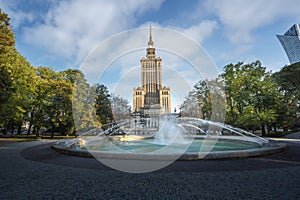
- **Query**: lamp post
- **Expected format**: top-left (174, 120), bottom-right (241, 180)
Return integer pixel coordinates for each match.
top-left (179, 106), bottom-right (182, 117)
top-left (134, 119), bottom-right (137, 135)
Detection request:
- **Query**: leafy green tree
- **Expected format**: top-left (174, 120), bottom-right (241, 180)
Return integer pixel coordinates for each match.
top-left (0, 10), bottom-right (118, 136)
top-left (44, 69), bottom-right (75, 136)
top-left (28, 67), bottom-right (57, 135)
top-left (0, 65), bottom-right (13, 113)
top-left (0, 10), bottom-right (36, 135)
top-left (0, 9), bottom-right (15, 131)
top-left (180, 90), bottom-right (202, 118)
top-left (29, 67), bottom-right (78, 136)
top-left (221, 61), bottom-right (280, 135)
top-left (193, 80), bottom-right (212, 119)
top-left (0, 9), bottom-right (15, 53)
top-left (94, 84), bottom-right (114, 126)
top-left (0, 9), bottom-right (14, 107)
top-left (181, 78), bottom-right (225, 121)
top-left (59, 69), bottom-right (86, 135)
top-left (71, 71), bottom-right (99, 133)
top-left (272, 62), bottom-right (300, 130)
top-left (0, 49), bottom-right (36, 134)
top-left (236, 106), bottom-right (260, 131)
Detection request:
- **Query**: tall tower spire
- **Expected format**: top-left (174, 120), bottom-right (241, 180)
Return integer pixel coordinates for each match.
top-left (149, 25), bottom-right (152, 41)
top-left (133, 25), bottom-right (171, 114)
top-left (148, 25), bottom-right (154, 47)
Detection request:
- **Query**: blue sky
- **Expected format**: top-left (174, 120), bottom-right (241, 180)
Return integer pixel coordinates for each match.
top-left (1, 0), bottom-right (300, 109)
top-left (1, 0), bottom-right (299, 73)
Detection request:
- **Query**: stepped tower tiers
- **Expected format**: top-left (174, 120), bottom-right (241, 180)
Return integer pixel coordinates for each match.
top-left (133, 26), bottom-right (171, 114)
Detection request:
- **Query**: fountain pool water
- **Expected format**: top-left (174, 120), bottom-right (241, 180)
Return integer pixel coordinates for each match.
top-left (52, 114), bottom-right (286, 161)
top-left (76, 137), bottom-right (261, 154)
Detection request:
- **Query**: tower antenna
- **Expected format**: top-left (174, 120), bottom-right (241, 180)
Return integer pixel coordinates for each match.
top-left (150, 25), bottom-right (152, 42)
top-left (148, 25), bottom-right (154, 47)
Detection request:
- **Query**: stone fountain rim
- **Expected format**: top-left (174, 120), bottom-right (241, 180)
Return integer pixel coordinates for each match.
top-left (51, 137), bottom-right (287, 161)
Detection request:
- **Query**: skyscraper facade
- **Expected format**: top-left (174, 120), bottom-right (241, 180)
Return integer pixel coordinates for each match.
top-left (277, 24), bottom-right (300, 64)
top-left (133, 26), bottom-right (171, 114)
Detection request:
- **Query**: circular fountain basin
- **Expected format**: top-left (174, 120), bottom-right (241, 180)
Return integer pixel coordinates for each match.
top-left (52, 136), bottom-right (286, 160)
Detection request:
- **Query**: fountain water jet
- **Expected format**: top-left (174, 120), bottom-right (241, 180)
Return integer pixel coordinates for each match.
top-left (53, 114), bottom-right (285, 160)
top-left (154, 114), bottom-right (188, 145)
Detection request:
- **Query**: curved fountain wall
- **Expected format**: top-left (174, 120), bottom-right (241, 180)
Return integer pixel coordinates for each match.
top-left (52, 114), bottom-right (285, 160)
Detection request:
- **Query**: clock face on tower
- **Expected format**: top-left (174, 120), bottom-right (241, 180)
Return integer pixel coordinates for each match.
top-left (147, 48), bottom-right (155, 55)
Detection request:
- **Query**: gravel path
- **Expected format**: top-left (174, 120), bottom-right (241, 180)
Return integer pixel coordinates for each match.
top-left (0, 139), bottom-right (299, 199)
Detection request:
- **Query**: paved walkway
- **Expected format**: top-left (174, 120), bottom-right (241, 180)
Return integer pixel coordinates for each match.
top-left (285, 131), bottom-right (300, 139)
top-left (0, 139), bottom-right (299, 199)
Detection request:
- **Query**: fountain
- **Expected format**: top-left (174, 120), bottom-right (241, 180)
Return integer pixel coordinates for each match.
top-left (53, 27), bottom-right (286, 172)
top-left (154, 113), bottom-right (187, 145)
top-left (52, 114), bottom-right (285, 161)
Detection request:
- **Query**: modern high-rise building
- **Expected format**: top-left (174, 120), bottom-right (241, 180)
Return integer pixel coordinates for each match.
top-left (133, 26), bottom-right (171, 114)
top-left (277, 24), bottom-right (300, 64)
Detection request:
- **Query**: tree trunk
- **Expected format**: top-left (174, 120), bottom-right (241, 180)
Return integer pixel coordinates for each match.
top-left (267, 125), bottom-right (271, 134)
top-left (17, 122), bottom-right (22, 134)
top-left (36, 128), bottom-right (40, 137)
top-left (10, 121), bottom-right (14, 137)
top-left (27, 123), bottom-right (32, 135)
top-left (261, 125), bottom-right (266, 136)
top-left (27, 111), bottom-right (34, 135)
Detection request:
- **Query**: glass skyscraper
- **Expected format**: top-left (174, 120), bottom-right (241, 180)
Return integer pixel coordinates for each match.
top-left (277, 24), bottom-right (300, 64)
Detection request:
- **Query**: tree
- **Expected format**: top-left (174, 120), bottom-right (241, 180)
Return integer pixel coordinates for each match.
top-left (181, 81), bottom-right (208, 118)
top-left (29, 67), bottom-right (79, 137)
top-left (0, 49), bottom-right (36, 134)
top-left (111, 95), bottom-right (130, 121)
top-left (0, 9), bottom-right (15, 53)
top-left (0, 10), bottom-right (36, 135)
top-left (28, 67), bottom-right (57, 135)
top-left (193, 80), bottom-right (212, 119)
top-left (0, 66), bottom-right (13, 114)
top-left (181, 78), bottom-right (225, 121)
top-left (0, 10), bottom-right (119, 136)
top-left (0, 9), bottom-right (14, 105)
top-left (94, 84), bottom-right (114, 127)
top-left (59, 69), bottom-right (86, 135)
top-left (0, 9), bottom-right (15, 132)
top-left (71, 71), bottom-right (99, 133)
top-left (221, 61), bottom-right (280, 135)
top-left (272, 62), bottom-right (300, 130)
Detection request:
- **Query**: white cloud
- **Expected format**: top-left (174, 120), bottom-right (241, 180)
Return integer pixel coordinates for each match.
top-left (179, 20), bottom-right (217, 44)
top-left (3, 0), bottom-right (218, 71)
top-left (22, 0), bottom-right (164, 64)
top-left (79, 26), bottom-right (219, 109)
top-left (0, 1), bottom-right (34, 28)
top-left (139, 20), bottom-right (217, 45)
top-left (80, 26), bottom-right (218, 84)
top-left (202, 0), bottom-right (300, 44)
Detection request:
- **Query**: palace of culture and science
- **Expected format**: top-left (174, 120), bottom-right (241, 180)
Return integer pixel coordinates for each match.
top-left (133, 26), bottom-right (171, 117)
